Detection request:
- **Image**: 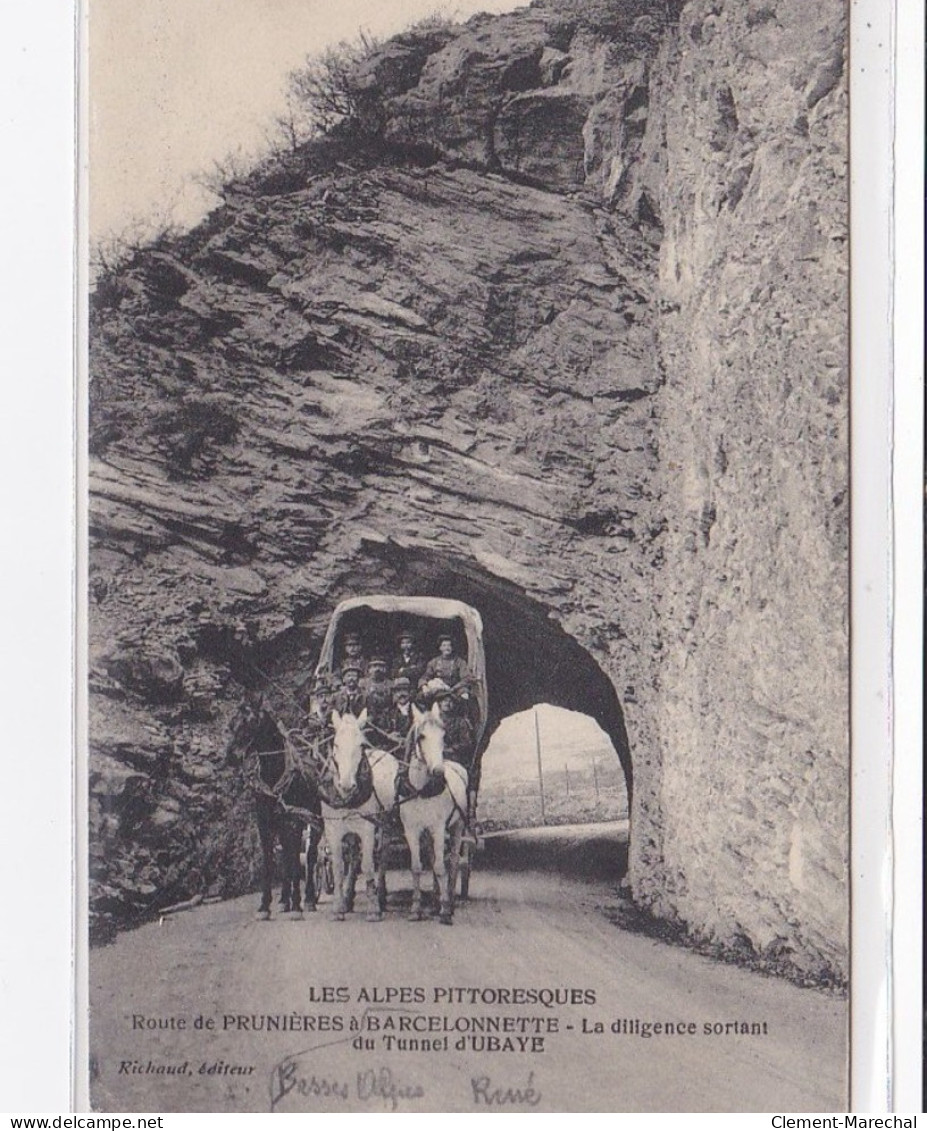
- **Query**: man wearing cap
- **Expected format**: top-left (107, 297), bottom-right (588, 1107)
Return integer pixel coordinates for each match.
top-left (392, 629), bottom-right (425, 690)
top-left (387, 676), bottom-right (415, 739)
top-left (435, 689), bottom-right (475, 771)
top-left (305, 668), bottom-right (334, 714)
top-left (333, 663), bottom-right (365, 717)
top-left (287, 678), bottom-right (334, 784)
top-left (420, 634), bottom-right (473, 696)
top-left (307, 678), bottom-right (335, 729)
top-left (363, 656), bottom-right (394, 739)
top-left (337, 631), bottom-right (367, 682)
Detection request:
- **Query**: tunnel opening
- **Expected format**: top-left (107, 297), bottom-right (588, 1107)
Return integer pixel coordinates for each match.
top-left (476, 705), bottom-right (629, 884)
top-left (310, 538), bottom-right (633, 804)
top-left (479, 705), bottom-right (628, 830)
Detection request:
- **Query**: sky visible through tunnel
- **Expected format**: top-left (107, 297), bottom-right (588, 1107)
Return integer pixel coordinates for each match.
top-left (90, 0), bottom-right (532, 245)
top-left (479, 705), bottom-right (628, 828)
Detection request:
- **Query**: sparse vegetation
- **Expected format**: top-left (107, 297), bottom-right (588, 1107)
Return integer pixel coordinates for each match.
top-left (285, 32), bottom-right (384, 141)
top-left (404, 11), bottom-right (459, 35)
top-left (184, 34), bottom-right (391, 209)
top-left (192, 147), bottom-right (257, 206)
top-left (90, 211), bottom-right (183, 294)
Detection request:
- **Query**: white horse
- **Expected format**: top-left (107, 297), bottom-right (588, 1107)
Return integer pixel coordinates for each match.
top-left (320, 709), bottom-right (399, 922)
top-left (399, 703), bottom-right (468, 926)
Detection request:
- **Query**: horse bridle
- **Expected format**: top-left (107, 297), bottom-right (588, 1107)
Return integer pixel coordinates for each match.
top-left (239, 707), bottom-right (328, 823)
top-left (239, 703), bottom-right (464, 825)
top-left (403, 716), bottom-right (471, 828)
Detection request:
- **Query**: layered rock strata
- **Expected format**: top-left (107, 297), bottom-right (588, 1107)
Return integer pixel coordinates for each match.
top-left (88, 0), bottom-right (847, 981)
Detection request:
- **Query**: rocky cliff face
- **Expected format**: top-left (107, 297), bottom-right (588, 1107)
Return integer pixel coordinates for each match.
top-left (88, 0), bottom-right (847, 981)
top-left (636, 0), bottom-right (848, 979)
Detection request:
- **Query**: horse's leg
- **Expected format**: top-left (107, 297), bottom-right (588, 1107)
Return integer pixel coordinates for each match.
top-left (279, 865), bottom-right (292, 913)
top-left (359, 817), bottom-right (382, 922)
top-left (344, 838), bottom-right (359, 913)
top-left (375, 823), bottom-right (388, 914)
top-left (327, 819), bottom-right (346, 921)
top-left (277, 816), bottom-right (292, 913)
top-left (256, 810), bottom-right (274, 919)
top-left (281, 822), bottom-right (302, 916)
top-left (304, 826), bottom-right (318, 912)
top-left (369, 762), bottom-right (394, 914)
top-left (446, 818), bottom-right (464, 921)
top-left (404, 815), bottom-right (424, 922)
top-left (429, 832), bottom-right (440, 911)
top-left (432, 815), bottom-right (453, 926)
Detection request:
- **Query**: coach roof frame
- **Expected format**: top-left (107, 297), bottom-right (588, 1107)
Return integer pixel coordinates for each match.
top-left (316, 596), bottom-right (489, 746)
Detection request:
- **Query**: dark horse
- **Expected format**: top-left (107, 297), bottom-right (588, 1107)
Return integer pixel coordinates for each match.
top-left (228, 692), bottom-right (322, 920)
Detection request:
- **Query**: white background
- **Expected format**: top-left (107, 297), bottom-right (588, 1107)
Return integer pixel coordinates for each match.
top-left (0, 0), bottom-right (922, 1115)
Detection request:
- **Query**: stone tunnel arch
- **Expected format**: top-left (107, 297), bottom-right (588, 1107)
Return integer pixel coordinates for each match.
top-left (299, 538), bottom-right (633, 803)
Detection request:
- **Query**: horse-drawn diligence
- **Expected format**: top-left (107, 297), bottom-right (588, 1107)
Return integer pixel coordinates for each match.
top-left (231, 597), bottom-right (488, 925)
top-left (314, 596), bottom-right (487, 925)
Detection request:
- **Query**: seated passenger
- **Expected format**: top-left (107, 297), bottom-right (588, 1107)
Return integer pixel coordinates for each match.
top-left (387, 677), bottom-right (415, 738)
top-left (333, 663), bottom-right (365, 717)
top-left (292, 677), bottom-right (334, 764)
top-left (392, 629), bottom-right (425, 689)
top-left (337, 631), bottom-right (367, 680)
top-left (363, 656), bottom-right (393, 738)
top-left (305, 666), bottom-right (333, 712)
top-left (434, 690), bottom-right (475, 770)
top-left (420, 633), bottom-right (473, 697)
top-left (307, 678), bottom-right (334, 729)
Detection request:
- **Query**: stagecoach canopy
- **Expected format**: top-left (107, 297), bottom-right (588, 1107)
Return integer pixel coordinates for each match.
top-left (316, 596), bottom-right (488, 747)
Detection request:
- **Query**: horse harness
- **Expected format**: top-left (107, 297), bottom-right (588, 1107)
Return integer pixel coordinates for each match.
top-left (318, 748), bottom-right (374, 811)
top-left (245, 712), bottom-right (471, 832)
top-left (316, 722), bottom-right (397, 820)
top-left (318, 720), bottom-right (447, 823)
top-left (244, 721), bottom-right (329, 830)
top-left (394, 722), bottom-right (472, 830)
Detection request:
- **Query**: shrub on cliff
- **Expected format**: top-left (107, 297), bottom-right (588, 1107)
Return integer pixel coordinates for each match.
top-left (90, 213), bottom-right (183, 306)
top-left (285, 32), bottom-right (384, 141)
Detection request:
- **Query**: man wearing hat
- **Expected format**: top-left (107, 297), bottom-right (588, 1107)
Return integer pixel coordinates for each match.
top-left (333, 663), bottom-right (365, 717)
top-left (337, 631), bottom-right (367, 682)
top-left (307, 677), bottom-right (335, 729)
top-left (434, 687), bottom-right (475, 771)
top-left (392, 628), bottom-right (425, 690)
top-left (289, 675), bottom-right (335, 777)
top-left (363, 656), bottom-right (394, 738)
top-left (387, 676), bottom-right (415, 739)
top-left (420, 633), bottom-right (473, 696)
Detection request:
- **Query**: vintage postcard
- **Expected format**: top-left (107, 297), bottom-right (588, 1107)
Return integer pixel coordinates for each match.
top-left (83, 0), bottom-right (851, 1112)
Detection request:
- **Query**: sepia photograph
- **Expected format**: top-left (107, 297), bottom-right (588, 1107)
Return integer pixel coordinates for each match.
top-left (83, 0), bottom-right (850, 1112)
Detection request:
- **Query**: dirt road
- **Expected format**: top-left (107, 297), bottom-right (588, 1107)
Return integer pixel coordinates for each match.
top-left (89, 829), bottom-right (845, 1113)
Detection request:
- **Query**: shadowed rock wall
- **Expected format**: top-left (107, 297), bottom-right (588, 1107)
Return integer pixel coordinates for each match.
top-left (88, 0), bottom-right (847, 980)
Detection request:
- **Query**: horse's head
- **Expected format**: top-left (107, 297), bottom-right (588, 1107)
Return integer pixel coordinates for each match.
top-left (408, 702), bottom-right (447, 789)
top-left (226, 690), bottom-right (266, 761)
top-left (329, 708), bottom-right (368, 796)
